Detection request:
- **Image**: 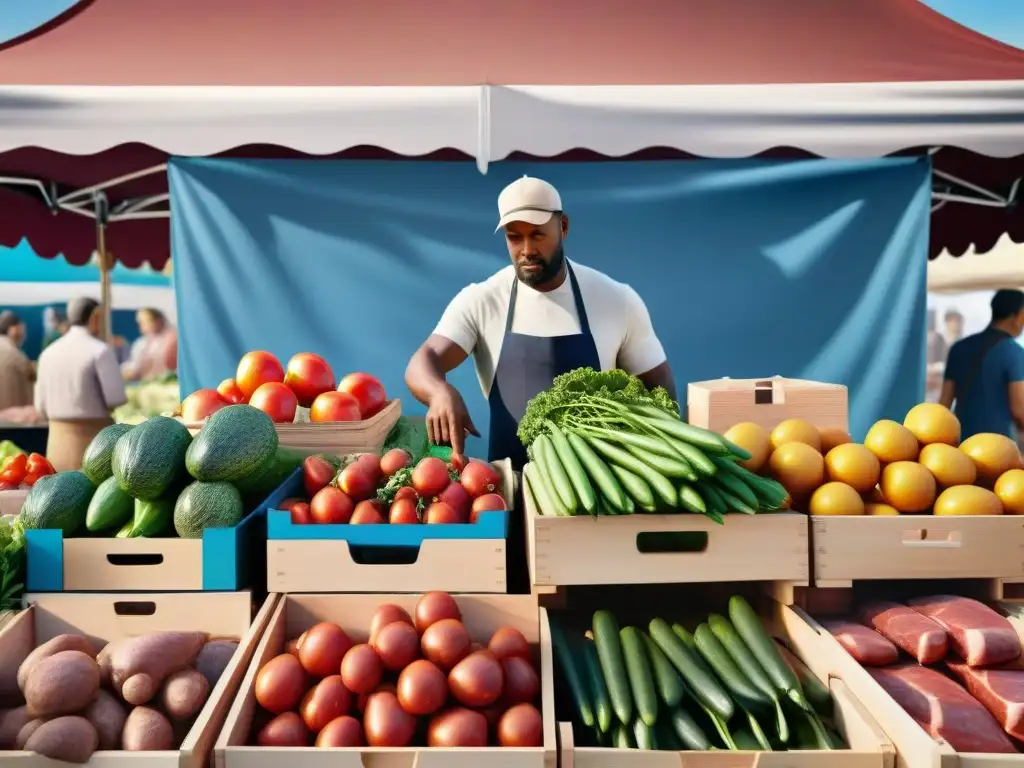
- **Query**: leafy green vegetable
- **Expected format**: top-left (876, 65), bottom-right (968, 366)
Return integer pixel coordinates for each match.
top-left (0, 441), bottom-right (24, 463)
top-left (0, 515), bottom-right (25, 612)
top-left (382, 417), bottom-right (430, 463)
top-left (518, 367), bottom-right (678, 447)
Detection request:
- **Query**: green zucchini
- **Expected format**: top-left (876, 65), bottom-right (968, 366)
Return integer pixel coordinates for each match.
top-left (712, 470), bottom-right (760, 509)
top-left (534, 434), bottom-right (578, 514)
top-left (544, 420), bottom-right (597, 514)
top-left (549, 619), bottom-right (595, 728)
top-left (744, 709), bottom-right (772, 750)
top-left (677, 484), bottom-right (707, 515)
top-left (609, 464), bottom-right (657, 512)
top-left (593, 610), bottom-right (633, 725)
top-left (641, 632), bottom-right (685, 708)
top-left (669, 707), bottom-right (711, 751)
top-left (566, 431), bottom-right (628, 512)
top-left (712, 480), bottom-right (758, 514)
top-left (526, 457), bottom-right (570, 517)
top-left (777, 643), bottom-right (833, 718)
top-left (693, 623), bottom-right (773, 712)
top-left (629, 404), bottom-right (732, 455)
top-left (581, 638), bottom-right (613, 733)
top-left (648, 618), bottom-right (733, 721)
top-left (613, 723), bottom-right (635, 749)
top-left (633, 717), bottom-right (657, 750)
top-left (583, 434), bottom-right (678, 507)
top-left (656, 718), bottom-right (683, 751)
top-left (732, 728), bottom-right (761, 751)
top-left (620, 627), bottom-right (658, 726)
top-left (624, 442), bottom-right (697, 481)
top-left (700, 483), bottom-right (729, 516)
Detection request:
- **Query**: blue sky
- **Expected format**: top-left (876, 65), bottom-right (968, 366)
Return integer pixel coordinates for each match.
top-left (0, 0), bottom-right (1023, 49)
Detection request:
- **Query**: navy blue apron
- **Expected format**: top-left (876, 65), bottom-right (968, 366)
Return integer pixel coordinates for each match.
top-left (487, 263), bottom-right (601, 469)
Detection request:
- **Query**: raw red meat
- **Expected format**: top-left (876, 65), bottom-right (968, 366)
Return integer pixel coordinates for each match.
top-left (821, 619), bottom-right (899, 666)
top-left (868, 664), bottom-right (1017, 753)
top-left (907, 595), bottom-right (1021, 667)
top-left (948, 660), bottom-right (1024, 740)
top-left (859, 600), bottom-right (949, 664)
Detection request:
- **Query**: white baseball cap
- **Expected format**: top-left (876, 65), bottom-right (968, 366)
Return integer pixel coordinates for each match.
top-left (495, 176), bottom-right (562, 233)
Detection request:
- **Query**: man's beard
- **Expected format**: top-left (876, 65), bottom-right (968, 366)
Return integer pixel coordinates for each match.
top-left (516, 242), bottom-right (565, 287)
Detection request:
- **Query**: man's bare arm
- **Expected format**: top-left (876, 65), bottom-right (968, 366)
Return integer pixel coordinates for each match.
top-left (636, 361), bottom-right (677, 403)
top-left (938, 380), bottom-right (956, 410)
top-left (405, 334), bottom-right (470, 407)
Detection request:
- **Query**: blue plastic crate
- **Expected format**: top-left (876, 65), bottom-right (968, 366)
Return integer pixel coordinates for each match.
top-left (266, 468), bottom-right (509, 547)
top-left (25, 468), bottom-right (301, 592)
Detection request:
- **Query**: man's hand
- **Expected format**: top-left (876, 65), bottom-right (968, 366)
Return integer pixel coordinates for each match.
top-left (426, 383), bottom-right (480, 456)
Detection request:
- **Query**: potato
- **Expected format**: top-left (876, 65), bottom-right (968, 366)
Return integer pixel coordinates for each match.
top-left (160, 668), bottom-right (210, 721)
top-left (17, 634), bottom-right (96, 692)
top-left (195, 639), bottom-right (239, 687)
top-left (96, 643), bottom-right (113, 688)
top-left (107, 632), bottom-right (206, 705)
top-left (122, 706), bottom-right (174, 751)
top-left (23, 716), bottom-right (99, 763)
top-left (83, 689), bottom-right (127, 750)
top-left (15, 717), bottom-right (46, 749)
top-left (24, 651), bottom-right (100, 718)
top-left (0, 705), bottom-right (30, 749)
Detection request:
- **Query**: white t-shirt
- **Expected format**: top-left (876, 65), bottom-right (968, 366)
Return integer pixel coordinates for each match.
top-left (433, 262), bottom-right (667, 397)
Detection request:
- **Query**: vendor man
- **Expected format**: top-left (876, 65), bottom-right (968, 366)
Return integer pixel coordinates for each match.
top-left (405, 176), bottom-right (675, 468)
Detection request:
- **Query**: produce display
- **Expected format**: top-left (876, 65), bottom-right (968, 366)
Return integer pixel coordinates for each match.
top-left (724, 402), bottom-right (1024, 515)
top-left (280, 450), bottom-right (507, 525)
top-left (182, 349), bottom-right (388, 425)
top-left (550, 595), bottom-right (845, 752)
top-left (816, 594), bottom-right (1024, 752)
top-left (0, 515), bottom-right (24, 611)
top-left (113, 374), bottom-right (181, 425)
top-left (0, 629), bottom-right (239, 761)
top-left (18, 405), bottom-right (301, 539)
top-left (250, 592), bottom-right (543, 747)
top-left (519, 368), bottom-right (789, 522)
top-left (0, 452), bottom-right (55, 491)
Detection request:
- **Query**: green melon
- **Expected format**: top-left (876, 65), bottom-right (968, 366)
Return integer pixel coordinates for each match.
top-left (111, 416), bottom-right (191, 500)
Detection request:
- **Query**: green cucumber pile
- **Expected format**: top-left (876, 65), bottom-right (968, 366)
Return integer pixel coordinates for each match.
top-left (550, 596), bottom-right (843, 753)
top-left (519, 368), bottom-right (789, 521)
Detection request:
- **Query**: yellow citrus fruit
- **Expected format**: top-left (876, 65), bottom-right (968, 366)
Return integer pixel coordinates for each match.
top-left (808, 482), bottom-right (865, 516)
top-left (824, 443), bottom-right (881, 494)
top-left (933, 485), bottom-right (1003, 516)
top-left (880, 461), bottom-right (936, 513)
top-left (959, 433), bottom-right (1022, 486)
top-left (918, 443), bottom-right (976, 488)
top-left (864, 502), bottom-right (900, 516)
top-left (903, 403), bottom-right (961, 446)
top-left (994, 469), bottom-right (1024, 515)
top-left (864, 420), bottom-right (919, 464)
top-left (819, 427), bottom-right (852, 454)
top-left (769, 443), bottom-right (825, 496)
top-left (770, 419), bottom-right (822, 452)
top-left (723, 422), bottom-right (772, 474)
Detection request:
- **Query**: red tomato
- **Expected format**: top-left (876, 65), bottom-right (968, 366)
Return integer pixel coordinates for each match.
top-left (250, 382), bottom-right (298, 424)
top-left (393, 486), bottom-right (418, 503)
top-left (337, 373), bottom-right (387, 419)
top-left (217, 378), bottom-right (247, 404)
top-left (25, 453), bottom-right (53, 476)
top-left (311, 486), bottom-right (354, 524)
top-left (449, 453), bottom-right (468, 473)
top-left (285, 353), bottom-right (336, 407)
top-left (303, 455), bottom-right (337, 497)
top-left (389, 498), bottom-right (420, 524)
top-left (21, 471), bottom-right (43, 487)
top-left (3, 453), bottom-right (26, 475)
top-left (236, 351), bottom-right (285, 399)
top-left (460, 461), bottom-right (502, 498)
top-left (310, 391), bottom-right (361, 423)
top-left (181, 388), bottom-right (229, 423)
top-left (470, 493), bottom-right (506, 522)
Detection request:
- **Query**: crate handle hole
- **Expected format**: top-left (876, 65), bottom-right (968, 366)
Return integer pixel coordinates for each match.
top-left (1001, 582), bottom-right (1024, 601)
top-left (348, 545), bottom-right (421, 565)
top-left (113, 601), bottom-right (157, 616)
top-left (636, 531), bottom-right (708, 554)
top-left (901, 529), bottom-right (962, 547)
top-left (753, 380), bottom-right (782, 405)
top-left (106, 554), bottom-right (165, 567)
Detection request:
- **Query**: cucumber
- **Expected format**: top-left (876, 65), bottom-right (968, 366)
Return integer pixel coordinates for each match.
top-left (713, 480), bottom-right (758, 515)
top-left (669, 707), bottom-right (711, 750)
top-left (700, 483), bottom-right (729, 516)
top-left (629, 404), bottom-right (733, 455)
top-left (544, 420), bottom-right (597, 514)
top-left (525, 457), bottom-right (570, 518)
top-left (620, 627), bottom-right (658, 726)
top-left (744, 709), bottom-right (772, 750)
top-left (609, 464), bottom-right (656, 512)
top-left (130, 495), bottom-right (174, 537)
top-left (115, 520), bottom-right (133, 538)
top-left (581, 638), bottom-right (613, 733)
top-left (566, 431), bottom-right (629, 513)
top-left (648, 618), bottom-right (733, 721)
top-left (625, 443), bottom-right (698, 482)
top-left (593, 610), bottom-right (633, 725)
top-left (732, 728), bottom-right (761, 751)
top-left (712, 470), bottom-right (760, 509)
top-left (677, 485), bottom-right (707, 515)
top-left (613, 723), bottom-right (635, 749)
top-left (534, 434), bottom-right (578, 514)
top-left (663, 438), bottom-right (718, 477)
top-left (656, 718), bottom-right (683, 751)
top-left (641, 632), bottom-right (685, 708)
top-left (693, 623), bottom-right (773, 712)
top-left (709, 614), bottom-right (788, 743)
top-left (633, 717), bottom-right (657, 750)
top-left (777, 643), bottom-right (833, 718)
top-left (549, 619), bottom-right (595, 728)
top-left (583, 434), bottom-right (678, 508)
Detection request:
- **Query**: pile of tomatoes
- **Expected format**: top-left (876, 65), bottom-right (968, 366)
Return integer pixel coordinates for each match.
top-left (253, 591), bottom-right (543, 748)
top-left (0, 452), bottom-right (55, 490)
top-left (286, 451), bottom-right (507, 525)
top-left (180, 350), bottom-right (388, 425)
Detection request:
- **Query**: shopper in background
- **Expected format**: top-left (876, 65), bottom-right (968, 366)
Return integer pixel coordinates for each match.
top-left (945, 309), bottom-right (965, 346)
top-left (0, 310), bottom-right (34, 410)
top-left (123, 307), bottom-right (177, 381)
top-left (35, 298), bottom-right (127, 471)
top-left (940, 289), bottom-right (1024, 440)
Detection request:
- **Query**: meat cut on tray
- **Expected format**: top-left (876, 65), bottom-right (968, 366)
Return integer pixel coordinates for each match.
top-left (907, 595), bottom-right (1022, 667)
top-left (820, 619), bottom-right (899, 666)
top-left (858, 601), bottom-right (948, 665)
top-left (948, 659), bottom-right (1024, 741)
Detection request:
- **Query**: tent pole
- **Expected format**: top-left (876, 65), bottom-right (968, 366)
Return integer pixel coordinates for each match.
top-left (93, 193), bottom-right (113, 343)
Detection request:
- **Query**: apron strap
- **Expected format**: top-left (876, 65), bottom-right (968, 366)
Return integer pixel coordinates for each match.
top-left (504, 261), bottom-right (591, 335)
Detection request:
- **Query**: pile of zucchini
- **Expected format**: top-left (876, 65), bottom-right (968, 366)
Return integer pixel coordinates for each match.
top-left (550, 596), bottom-right (842, 752)
top-left (524, 413), bottom-right (789, 522)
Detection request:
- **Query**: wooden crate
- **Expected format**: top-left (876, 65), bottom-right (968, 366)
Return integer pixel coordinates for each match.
top-left (687, 377), bottom-right (848, 435)
top-left (813, 515), bottom-right (1024, 588)
top-left (523, 463), bottom-right (809, 587)
top-left (772, 599), bottom-right (1024, 768)
top-left (178, 399), bottom-right (401, 455)
top-left (215, 593), bottom-right (557, 768)
top-left (0, 489), bottom-right (28, 517)
top-left (266, 460), bottom-right (515, 593)
top-left (0, 590), bottom-right (273, 767)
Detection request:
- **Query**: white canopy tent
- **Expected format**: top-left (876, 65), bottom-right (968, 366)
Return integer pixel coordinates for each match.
top-left (928, 235), bottom-right (1024, 293)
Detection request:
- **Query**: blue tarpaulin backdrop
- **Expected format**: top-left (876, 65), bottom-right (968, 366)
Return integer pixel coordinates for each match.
top-left (170, 157), bottom-right (930, 450)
